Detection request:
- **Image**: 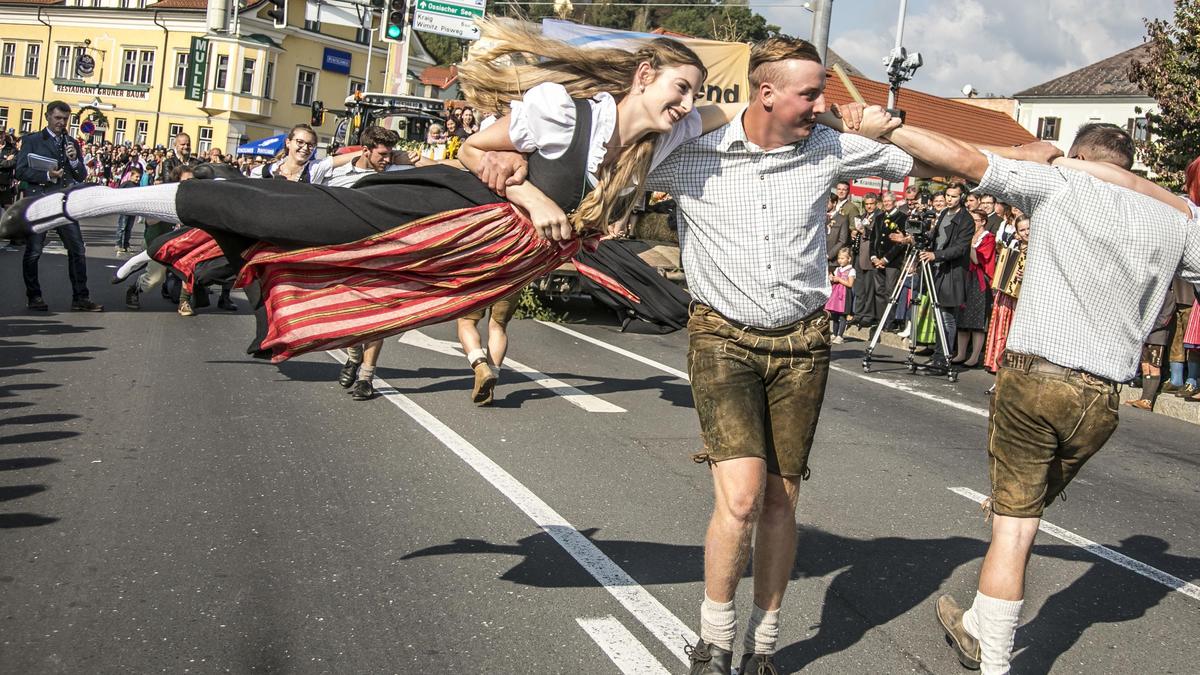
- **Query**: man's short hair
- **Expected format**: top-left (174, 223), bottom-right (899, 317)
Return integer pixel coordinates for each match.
top-left (358, 126), bottom-right (400, 149)
top-left (835, 180), bottom-right (850, 190)
top-left (749, 37), bottom-right (823, 89)
top-left (864, 192), bottom-right (879, 201)
top-left (1070, 123), bottom-right (1135, 170)
top-left (45, 100), bottom-right (71, 117)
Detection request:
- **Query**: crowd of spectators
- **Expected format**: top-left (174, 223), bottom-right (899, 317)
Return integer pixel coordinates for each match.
top-left (425, 105), bottom-right (482, 147)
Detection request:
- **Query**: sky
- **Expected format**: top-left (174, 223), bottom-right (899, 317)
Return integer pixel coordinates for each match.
top-left (749, 0), bottom-right (1177, 97)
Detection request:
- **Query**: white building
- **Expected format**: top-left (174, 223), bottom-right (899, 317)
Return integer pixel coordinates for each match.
top-left (1013, 44), bottom-right (1155, 170)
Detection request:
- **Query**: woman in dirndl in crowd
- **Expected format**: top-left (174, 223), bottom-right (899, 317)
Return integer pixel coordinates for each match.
top-left (983, 214), bottom-right (1029, 394)
top-left (1, 18), bottom-right (745, 363)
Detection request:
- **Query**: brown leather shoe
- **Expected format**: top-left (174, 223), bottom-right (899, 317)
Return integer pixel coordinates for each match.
top-left (177, 298), bottom-right (195, 317)
top-left (1124, 398), bottom-right (1153, 410)
top-left (471, 361), bottom-right (496, 406)
top-left (936, 594), bottom-right (981, 670)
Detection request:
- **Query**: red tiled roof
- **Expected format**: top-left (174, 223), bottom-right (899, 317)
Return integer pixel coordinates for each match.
top-left (145, 0), bottom-right (207, 7)
top-left (419, 65), bottom-right (457, 90)
top-left (826, 72), bottom-right (1035, 147)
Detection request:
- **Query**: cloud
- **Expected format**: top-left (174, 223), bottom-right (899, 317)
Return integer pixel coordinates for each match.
top-left (751, 0), bottom-right (1175, 97)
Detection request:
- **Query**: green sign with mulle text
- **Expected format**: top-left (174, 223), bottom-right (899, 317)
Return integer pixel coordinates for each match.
top-left (185, 36), bottom-right (209, 102)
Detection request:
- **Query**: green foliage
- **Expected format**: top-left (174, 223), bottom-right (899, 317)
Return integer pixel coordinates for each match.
top-left (1128, 2), bottom-right (1200, 191)
top-left (421, 32), bottom-right (469, 66)
top-left (512, 285), bottom-right (566, 321)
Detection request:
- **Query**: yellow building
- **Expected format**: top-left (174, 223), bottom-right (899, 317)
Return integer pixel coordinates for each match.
top-left (0, 0), bottom-right (436, 152)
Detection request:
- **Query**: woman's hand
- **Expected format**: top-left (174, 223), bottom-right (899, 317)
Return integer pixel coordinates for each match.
top-left (507, 182), bottom-right (573, 240)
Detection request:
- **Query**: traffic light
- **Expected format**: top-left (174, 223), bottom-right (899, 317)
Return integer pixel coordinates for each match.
top-left (267, 0), bottom-right (287, 28)
top-left (310, 100), bottom-right (325, 127)
top-left (381, 0), bottom-right (408, 43)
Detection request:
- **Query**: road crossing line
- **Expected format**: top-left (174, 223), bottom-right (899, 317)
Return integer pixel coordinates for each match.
top-left (327, 349), bottom-right (697, 664)
top-left (534, 322), bottom-right (1198, 602)
top-left (950, 487), bottom-right (1200, 602)
top-left (577, 616), bottom-right (672, 675)
top-left (400, 330), bottom-right (625, 413)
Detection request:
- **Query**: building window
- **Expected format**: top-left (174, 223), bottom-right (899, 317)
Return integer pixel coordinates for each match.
top-left (240, 57), bottom-right (255, 95)
top-left (1036, 116), bottom-right (1061, 141)
top-left (0, 106), bottom-right (8, 131)
top-left (295, 68), bottom-right (315, 105)
top-left (214, 55), bottom-right (229, 90)
top-left (74, 45), bottom-right (86, 74)
top-left (173, 51), bottom-right (189, 87)
top-left (197, 126), bottom-right (213, 153)
top-left (168, 123), bottom-right (183, 139)
top-left (1127, 116), bottom-right (1150, 143)
top-left (69, 113), bottom-right (79, 137)
top-left (122, 49), bottom-right (138, 84)
top-left (20, 108), bottom-right (33, 134)
top-left (1, 43), bottom-right (15, 76)
top-left (348, 79), bottom-right (365, 97)
top-left (304, 19), bottom-right (321, 32)
top-left (56, 45), bottom-right (71, 79)
top-left (263, 61), bottom-right (275, 99)
top-left (138, 50), bottom-right (155, 86)
top-left (25, 43), bottom-right (40, 77)
top-left (113, 118), bottom-right (127, 145)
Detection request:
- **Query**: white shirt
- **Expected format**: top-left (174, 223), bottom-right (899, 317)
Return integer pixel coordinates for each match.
top-left (646, 115), bottom-right (914, 328)
top-left (320, 159), bottom-right (411, 188)
top-left (507, 82), bottom-right (701, 188)
top-left (979, 153), bottom-right (1200, 381)
top-left (249, 155), bottom-right (336, 183)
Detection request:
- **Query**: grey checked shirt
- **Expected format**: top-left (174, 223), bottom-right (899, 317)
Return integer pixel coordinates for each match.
top-left (646, 115), bottom-right (913, 328)
top-left (980, 154), bottom-right (1200, 382)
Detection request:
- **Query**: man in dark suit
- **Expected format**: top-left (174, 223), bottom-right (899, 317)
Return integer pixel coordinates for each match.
top-left (17, 100), bottom-right (101, 311)
top-left (850, 192), bottom-right (885, 327)
top-left (157, 132), bottom-right (199, 184)
top-left (980, 193), bottom-right (1004, 235)
top-left (872, 192), bottom-right (909, 329)
top-left (920, 183), bottom-right (972, 368)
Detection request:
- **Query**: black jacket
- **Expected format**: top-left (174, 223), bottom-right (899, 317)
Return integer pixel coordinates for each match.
top-left (16, 128), bottom-right (86, 194)
top-left (930, 206), bottom-right (973, 308)
top-left (873, 207), bottom-right (908, 268)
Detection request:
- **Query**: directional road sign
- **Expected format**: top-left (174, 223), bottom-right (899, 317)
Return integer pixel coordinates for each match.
top-left (412, 0), bottom-right (485, 40)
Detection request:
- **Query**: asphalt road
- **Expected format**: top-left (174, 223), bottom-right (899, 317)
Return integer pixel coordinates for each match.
top-left (2, 220), bottom-right (1199, 674)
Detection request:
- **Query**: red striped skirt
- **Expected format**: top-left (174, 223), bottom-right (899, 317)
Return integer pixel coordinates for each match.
top-left (237, 203), bottom-right (635, 362)
top-left (153, 227), bottom-right (226, 294)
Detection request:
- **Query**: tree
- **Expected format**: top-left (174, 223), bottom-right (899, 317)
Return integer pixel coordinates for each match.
top-left (1127, 1), bottom-right (1200, 190)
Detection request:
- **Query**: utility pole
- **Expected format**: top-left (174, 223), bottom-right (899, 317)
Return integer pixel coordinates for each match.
top-left (810, 0), bottom-right (833, 65)
top-left (364, 7), bottom-right (376, 92)
top-left (886, 0), bottom-right (908, 109)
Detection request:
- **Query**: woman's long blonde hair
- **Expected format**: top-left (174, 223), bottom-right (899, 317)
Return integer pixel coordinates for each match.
top-left (458, 18), bottom-right (706, 231)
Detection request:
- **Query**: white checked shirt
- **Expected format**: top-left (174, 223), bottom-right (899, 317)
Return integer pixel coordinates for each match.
top-left (646, 115), bottom-right (913, 328)
top-left (979, 153), bottom-right (1200, 381)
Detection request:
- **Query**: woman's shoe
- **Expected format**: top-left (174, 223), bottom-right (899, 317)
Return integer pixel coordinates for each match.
top-left (1124, 398), bottom-right (1153, 411)
top-left (0, 183), bottom-right (99, 240)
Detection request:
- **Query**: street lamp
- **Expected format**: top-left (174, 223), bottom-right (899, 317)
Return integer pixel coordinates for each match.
top-left (883, 0), bottom-right (922, 111)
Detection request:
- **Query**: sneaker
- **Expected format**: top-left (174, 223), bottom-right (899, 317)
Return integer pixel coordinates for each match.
top-left (177, 298), bottom-right (195, 317)
top-left (738, 653), bottom-right (781, 675)
top-left (831, 335), bottom-right (845, 344)
top-left (935, 594), bottom-right (981, 670)
top-left (471, 360), bottom-right (497, 406)
top-left (338, 360), bottom-right (361, 388)
top-left (71, 299), bottom-right (103, 312)
top-left (350, 378), bottom-right (374, 401)
top-left (684, 639), bottom-right (732, 675)
top-left (125, 286), bottom-right (141, 310)
top-left (27, 296), bottom-right (48, 311)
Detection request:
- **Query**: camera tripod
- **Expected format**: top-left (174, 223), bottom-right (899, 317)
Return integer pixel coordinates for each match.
top-left (861, 246), bottom-right (957, 382)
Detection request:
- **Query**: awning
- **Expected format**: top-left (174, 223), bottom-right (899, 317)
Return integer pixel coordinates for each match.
top-left (236, 133), bottom-right (286, 157)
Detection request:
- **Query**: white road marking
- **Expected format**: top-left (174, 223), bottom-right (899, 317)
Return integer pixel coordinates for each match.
top-left (577, 616), bottom-right (672, 675)
top-left (400, 330), bottom-right (625, 413)
top-left (829, 365), bottom-right (989, 418)
top-left (537, 320), bottom-right (690, 380)
top-left (949, 487), bottom-right (1200, 602)
top-left (329, 350), bottom-right (696, 663)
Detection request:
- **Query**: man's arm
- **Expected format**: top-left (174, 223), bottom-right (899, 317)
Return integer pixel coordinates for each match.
top-left (1050, 156), bottom-right (1190, 217)
top-left (14, 138), bottom-right (55, 185)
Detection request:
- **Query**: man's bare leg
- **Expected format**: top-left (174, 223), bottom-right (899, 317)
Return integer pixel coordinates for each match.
top-left (349, 339), bottom-right (384, 400)
top-left (743, 473), bottom-right (801, 656)
top-left (700, 457), bottom-right (767, 655)
top-left (457, 317), bottom-right (497, 405)
top-left (957, 514), bottom-right (1039, 674)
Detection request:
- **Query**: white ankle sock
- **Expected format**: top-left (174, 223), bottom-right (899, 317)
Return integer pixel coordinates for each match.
top-left (466, 348), bottom-right (487, 366)
top-left (962, 591), bottom-right (1022, 675)
top-left (742, 604), bottom-right (780, 655)
top-left (358, 365), bottom-right (376, 381)
top-left (28, 183), bottom-right (180, 234)
top-left (699, 594), bottom-right (737, 652)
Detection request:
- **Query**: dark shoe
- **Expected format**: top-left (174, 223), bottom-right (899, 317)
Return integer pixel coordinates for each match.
top-left (125, 286), bottom-right (141, 310)
top-left (1161, 381), bottom-right (1182, 395)
top-left (471, 360), bottom-right (497, 406)
top-left (0, 183), bottom-right (98, 240)
top-left (936, 594), bottom-right (981, 670)
top-left (738, 653), bottom-right (781, 675)
top-left (71, 299), bottom-right (103, 312)
top-left (1173, 383), bottom-right (1198, 398)
top-left (350, 378), bottom-right (374, 401)
top-left (27, 296), bottom-right (48, 311)
top-left (684, 639), bottom-right (732, 675)
top-left (217, 296), bottom-right (238, 312)
top-left (338, 360), bottom-right (361, 388)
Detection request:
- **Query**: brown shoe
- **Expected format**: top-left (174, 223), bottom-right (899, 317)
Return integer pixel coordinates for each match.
top-left (177, 298), bottom-right (195, 317)
top-left (936, 594), bottom-right (981, 670)
top-left (471, 361), bottom-right (496, 406)
top-left (1124, 398), bottom-right (1154, 410)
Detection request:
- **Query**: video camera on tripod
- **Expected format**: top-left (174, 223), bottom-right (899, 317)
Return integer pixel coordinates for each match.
top-left (901, 190), bottom-right (936, 251)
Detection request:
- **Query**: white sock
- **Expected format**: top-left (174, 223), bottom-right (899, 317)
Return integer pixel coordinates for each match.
top-left (466, 348), bottom-right (487, 366)
top-left (742, 604), bottom-right (780, 655)
top-left (699, 593), bottom-right (737, 652)
top-left (28, 183), bottom-right (180, 234)
top-left (116, 250), bottom-right (152, 280)
top-left (358, 365), bottom-right (375, 381)
top-left (962, 591), bottom-right (1022, 675)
